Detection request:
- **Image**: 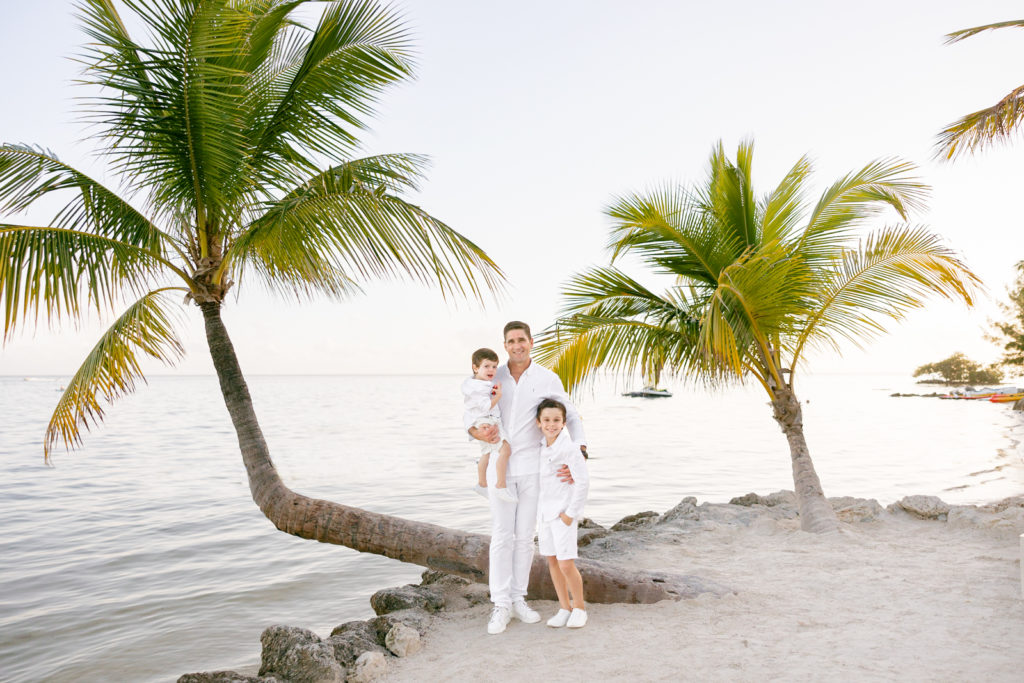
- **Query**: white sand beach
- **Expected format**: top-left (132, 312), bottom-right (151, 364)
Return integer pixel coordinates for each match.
top-left (385, 497), bottom-right (1024, 682)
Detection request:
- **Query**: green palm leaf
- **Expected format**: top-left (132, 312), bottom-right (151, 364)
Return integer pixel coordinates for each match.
top-left (0, 225), bottom-right (175, 339)
top-left (45, 287), bottom-right (186, 459)
top-left (228, 155), bottom-right (505, 300)
top-left (792, 225), bottom-right (980, 366)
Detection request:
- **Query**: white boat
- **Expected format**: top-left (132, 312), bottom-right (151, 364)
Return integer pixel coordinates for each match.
top-left (622, 386), bottom-right (673, 398)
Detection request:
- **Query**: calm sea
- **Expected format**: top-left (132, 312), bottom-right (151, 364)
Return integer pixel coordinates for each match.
top-left (1, 373), bottom-right (1022, 681)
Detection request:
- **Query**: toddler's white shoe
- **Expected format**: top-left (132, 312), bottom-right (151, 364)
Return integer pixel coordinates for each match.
top-left (473, 485), bottom-right (488, 499)
top-left (494, 486), bottom-right (518, 503)
top-left (487, 605), bottom-right (511, 634)
top-left (566, 608), bottom-right (588, 628)
top-left (511, 599), bottom-right (540, 623)
top-left (546, 608), bottom-right (571, 627)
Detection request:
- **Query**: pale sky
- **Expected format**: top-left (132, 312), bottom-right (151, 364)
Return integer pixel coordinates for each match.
top-left (1, 0), bottom-right (1022, 379)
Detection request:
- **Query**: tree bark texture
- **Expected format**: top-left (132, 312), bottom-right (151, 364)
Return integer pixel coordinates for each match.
top-left (200, 302), bottom-right (722, 603)
top-left (771, 386), bottom-right (840, 534)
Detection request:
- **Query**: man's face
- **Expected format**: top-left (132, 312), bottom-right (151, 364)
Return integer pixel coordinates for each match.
top-left (503, 327), bottom-right (533, 363)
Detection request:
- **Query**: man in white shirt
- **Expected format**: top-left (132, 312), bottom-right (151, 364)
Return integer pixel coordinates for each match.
top-left (467, 321), bottom-right (587, 634)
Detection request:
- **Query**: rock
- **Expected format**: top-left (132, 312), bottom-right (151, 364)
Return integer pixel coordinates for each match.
top-left (578, 525), bottom-right (611, 547)
top-left (729, 492), bottom-right (765, 507)
top-left (893, 495), bottom-right (950, 520)
top-left (368, 609), bottom-right (432, 642)
top-left (829, 497), bottom-right (886, 522)
top-left (178, 673), bottom-right (277, 683)
top-left (259, 625), bottom-right (345, 683)
top-left (762, 490), bottom-right (797, 508)
top-left (660, 497), bottom-right (699, 523)
top-left (384, 623), bottom-right (422, 658)
top-left (326, 622), bottom-right (385, 668)
top-left (346, 652), bottom-right (387, 683)
top-left (610, 510), bottom-right (660, 531)
top-left (369, 585), bottom-right (444, 615)
top-left (418, 570), bottom-right (470, 588)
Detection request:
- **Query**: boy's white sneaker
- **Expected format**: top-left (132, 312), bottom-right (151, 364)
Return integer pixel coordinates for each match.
top-left (546, 608), bottom-right (571, 627)
top-left (473, 485), bottom-right (488, 499)
top-left (566, 608), bottom-right (588, 628)
top-left (494, 486), bottom-right (518, 503)
top-left (511, 599), bottom-right (540, 623)
top-left (487, 605), bottom-right (511, 634)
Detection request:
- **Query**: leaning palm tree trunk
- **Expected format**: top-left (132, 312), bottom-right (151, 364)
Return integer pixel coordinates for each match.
top-left (770, 387), bottom-right (839, 533)
top-left (200, 301), bottom-right (705, 603)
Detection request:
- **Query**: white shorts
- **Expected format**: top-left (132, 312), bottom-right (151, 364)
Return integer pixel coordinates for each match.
top-left (537, 517), bottom-right (579, 560)
top-left (472, 417), bottom-right (508, 456)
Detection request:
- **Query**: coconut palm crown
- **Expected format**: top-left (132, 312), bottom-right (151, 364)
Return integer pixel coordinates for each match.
top-left (936, 19), bottom-right (1024, 159)
top-left (535, 141), bottom-right (980, 533)
top-left (1, 0), bottom-right (505, 455)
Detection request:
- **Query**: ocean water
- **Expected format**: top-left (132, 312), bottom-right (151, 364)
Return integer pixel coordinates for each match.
top-left (1, 372), bottom-right (1022, 681)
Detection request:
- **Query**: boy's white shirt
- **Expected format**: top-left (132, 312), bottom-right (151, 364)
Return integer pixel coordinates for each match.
top-left (461, 377), bottom-right (499, 431)
top-left (467, 361), bottom-right (584, 477)
top-left (537, 428), bottom-right (589, 523)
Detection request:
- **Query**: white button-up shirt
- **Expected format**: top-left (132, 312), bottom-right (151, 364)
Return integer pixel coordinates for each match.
top-left (472, 359), bottom-right (585, 477)
top-left (538, 428), bottom-right (589, 522)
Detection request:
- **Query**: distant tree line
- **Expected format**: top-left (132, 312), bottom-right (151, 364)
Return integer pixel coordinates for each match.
top-left (915, 262), bottom-right (1024, 385)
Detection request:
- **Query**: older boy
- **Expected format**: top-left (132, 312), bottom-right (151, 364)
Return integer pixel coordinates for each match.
top-left (466, 321), bottom-right (587, 634)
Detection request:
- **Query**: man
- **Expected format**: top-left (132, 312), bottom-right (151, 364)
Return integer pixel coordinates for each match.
top-left (467, 321), bottom-right (587, 634)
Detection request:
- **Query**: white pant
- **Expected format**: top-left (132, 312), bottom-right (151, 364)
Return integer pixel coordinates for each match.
top-left (487, 463), bottom-right (539, 607)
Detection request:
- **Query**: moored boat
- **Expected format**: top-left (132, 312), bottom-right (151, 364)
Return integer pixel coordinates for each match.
top-left (622, 386), bottom-right (673, 398)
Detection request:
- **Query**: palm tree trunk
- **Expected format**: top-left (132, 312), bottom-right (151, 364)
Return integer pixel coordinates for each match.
top-left (770, 386), bottom-right (840, 533)
top-left (199, 301), bottom-right (709, 603)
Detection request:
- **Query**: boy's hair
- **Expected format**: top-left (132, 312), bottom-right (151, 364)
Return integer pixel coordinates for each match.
top-left (535, 397), bottom-right (567, 420)
top-left (471, 347), bottom-right (499, 368)
top-left (503, 320), bottom-right (532, 340)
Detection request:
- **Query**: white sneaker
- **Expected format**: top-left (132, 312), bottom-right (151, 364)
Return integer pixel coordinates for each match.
top-left (511, 599), bottom-right (540, 623)
top-left (473, 485), bottom-right (488, 499)
top-left (546, 608), bottom-right (571, 627)
top-left (494, 486), bottom-right (518, 503)
top-left (566, 608), bottom-right (588, 628)
top-left (487, 606), bottom-right (511, 634)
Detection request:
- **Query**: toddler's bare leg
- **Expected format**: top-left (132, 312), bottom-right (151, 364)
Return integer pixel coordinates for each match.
top-left (495, 440), bottom-right (511, 489)
top-left (477, 453), bottom-right (489, 488)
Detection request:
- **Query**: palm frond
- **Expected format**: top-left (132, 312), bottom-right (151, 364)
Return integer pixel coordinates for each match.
top-left (935, 84), bottom-right (1024, 160)
top-left (605, 184), bottom-right (737, 285)
top-left (535, 267), bottom-right (704, 392)
top-left (0, 225), bottom-right (170, 339)
top-left (45, 288), bottom-right (186, 460)
top-left (760, 155), bottom-right (812, 245)
top-left (0, 144), bottom-right (177, 256)
top-left (226, 157), bottom-right (505, 301)
top-left (791, 225), bottom-right (980, 368)
top-left (801, 158), bottom-right (928, 259)
top-left (705, 139), bottom-right (759, 253)
top-left (250, 0), bottom-right (415, 166)
top-left (945, 20), bottom-right (1024, 44)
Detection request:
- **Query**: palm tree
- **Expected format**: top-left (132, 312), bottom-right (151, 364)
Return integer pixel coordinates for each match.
top-left (535, 141), bottom-right (980, 534)
top-left (936, 20), bottom-right (1024, 159)
top-left (0, 0), bottom-right (690, 605)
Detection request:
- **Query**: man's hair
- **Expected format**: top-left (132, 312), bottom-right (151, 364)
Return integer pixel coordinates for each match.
top-left (503, 320), bottom-right (532, 340)
top-left (535, 397), bottom-right (566, 420)
top-left (471, 347), bottom-right (499, 368)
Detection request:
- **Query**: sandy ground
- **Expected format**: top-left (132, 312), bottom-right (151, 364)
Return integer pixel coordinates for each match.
top-left (385, 512), bottom-right (1024, 682)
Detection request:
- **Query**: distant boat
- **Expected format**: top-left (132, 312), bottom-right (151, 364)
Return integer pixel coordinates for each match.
top-left (989, 392), bottom-right (1024, 403)
top-left (622, 386), bottom-right (673, 398)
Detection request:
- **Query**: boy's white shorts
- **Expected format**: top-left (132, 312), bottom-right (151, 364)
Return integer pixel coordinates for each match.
top-left (472, 416), bottom-right (508, 456)
top-left (538, 517), bottom-right (579, 560)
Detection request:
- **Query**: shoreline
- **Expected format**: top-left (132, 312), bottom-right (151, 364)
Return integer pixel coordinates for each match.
top-left (178, 491), bottom-right (1024, 682)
